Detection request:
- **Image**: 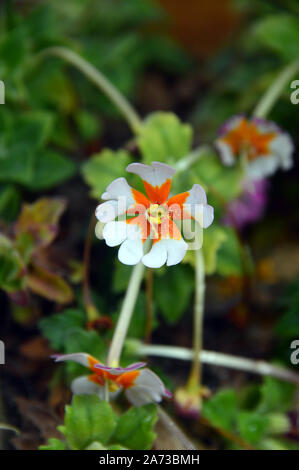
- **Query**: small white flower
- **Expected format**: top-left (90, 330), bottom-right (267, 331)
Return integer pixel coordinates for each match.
top-left (95, 161), bottom-right (214, 268)
top-left (215, 115), bottom-right (294, 180)
top-left (52, 353), bottom-right (171, 407)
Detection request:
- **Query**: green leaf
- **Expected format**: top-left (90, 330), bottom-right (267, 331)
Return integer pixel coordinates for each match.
top-left (39, 438), bottom-right (66, 450)
top-left (85, 441), bottom-right (107, 450)
top-left (192, 152), bottom-right (243, 204)
top-left (0, 26), bottom-right (29, 75)
top-left (39, 309), bottom-right (85, 350)
top-left (113, 404), bottom-right (157, 450)
top-left (237, 412), bottom-right (269, 445)
top-left (63, 395), bottom-right (117, 450)
top-left (0, 184), bottom-right (21, 222)
top-left (28, 150), bottom-right (76, 191)
top-left (82, 149), bottom-right (133, 199)
top-left (0, 112), bottom-right (57, 187)
top-left (253, 14), bottom-right (299, 62)
top-left (75, 111), bottom-right (102, 141)
top-left (202, 225), bottom-right (228, 275)
top-left (0, 233), bottom-right (25, 293)
top-left (154, 264), bottom-right (194, 324)
top-left (138, 112), bottom-right (193, 164)
top-left (258, 377), bottom-right (295, 414)
top-left (276, 307), bottom-right (299, 340)
top-left (64, 329), bottom-right (106, 380)
top-left (0, 146), bottom-right (35, 185)
top-left (202, 389), bottom-right (238, 432)
top-left (216, 227), bottom-right (243, 276)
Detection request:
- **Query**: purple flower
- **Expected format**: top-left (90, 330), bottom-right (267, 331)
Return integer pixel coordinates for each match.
top-left (223, 179), bottom-right (269, 229)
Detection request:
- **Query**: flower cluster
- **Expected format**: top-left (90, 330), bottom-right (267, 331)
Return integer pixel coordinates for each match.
top-left (52, 353), bottom-right (171, 407)
top-left (95, 162), bottom-right (214, 268)
top-left (215, 115), bottom-right (294, 181)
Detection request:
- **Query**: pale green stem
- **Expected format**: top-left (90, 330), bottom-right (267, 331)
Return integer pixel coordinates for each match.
top-left (188, 249), bottom-right (205, 388)
top-left (35, 46), bottom-right (142, 134)
top-left (157, 406), bottom-right (196, 450)
top-left (133, 343), bottom-right (299, 384)
top-left (104, 381), bottom-right (109, 403)
top-left (175, 145), bottom-right (210, 174)
top-left (107, 261), bottom-right (145, 367)
top-left (253, 59), bottom-right (299, 119)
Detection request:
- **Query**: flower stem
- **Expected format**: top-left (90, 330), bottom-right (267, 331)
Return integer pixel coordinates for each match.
top-left (187, 249), bottom-right (205, 388)
top-left (175, 145), bottom-right (210, 174)
top-left (34, 46), bottom-right (142, 134)
top-left (104, 382), bottom-right (109, 403)
top-left (83, 214), bottom-right (101, 322)
top-left (157, 406), bottom-right (196, 450)
top-left (145, 268), bottom-right (154, 344)
top-left (107, 261), bottom-right (145, 367)
top-left (253, 59), bottom-right (299, 119)
top-left (133, 343), bottom-right (299, 384)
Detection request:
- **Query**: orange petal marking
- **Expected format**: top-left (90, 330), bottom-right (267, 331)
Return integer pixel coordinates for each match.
top-left (167, 192), bottom-right (191, 220)
top-left (88, 355), bottom-right (101, 372)
top-left (131, 188), bottom-right (150, 207)
top-left (143, 179), bottom-right (171, 204)
top-left (127, 189), bottom-right (150, 216)
top-left (126, 214), bottom-right (150, 241)
top-left (88, 373), bottom-right (105, 386)
top-left (115, 370), bottom-right (140, 389)
top-left (152, 219), bottom-right (182, 243)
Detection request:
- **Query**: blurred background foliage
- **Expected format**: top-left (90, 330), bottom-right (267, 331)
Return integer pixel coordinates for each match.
top-left (0, 0), bottom-right (299, 451)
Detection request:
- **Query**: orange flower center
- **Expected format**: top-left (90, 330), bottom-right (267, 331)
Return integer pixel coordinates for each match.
top-left (223, 118), bottom-right (276, 161)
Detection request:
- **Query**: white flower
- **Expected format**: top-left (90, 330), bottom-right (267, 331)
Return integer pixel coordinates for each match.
top-left (95, 161), bottom-right (214, 268)
top-left (52, 353), bottom-right (171, 407)
top-left (215, 115), bottom-right (294, 180)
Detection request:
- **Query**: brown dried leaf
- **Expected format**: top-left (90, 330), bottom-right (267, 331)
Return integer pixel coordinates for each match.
top-left (15, 398), bottom-right (62, 441)
top-left (27, 263), bottom-right (73, 304)
top-left (15, 198), bottom-right (66, 249)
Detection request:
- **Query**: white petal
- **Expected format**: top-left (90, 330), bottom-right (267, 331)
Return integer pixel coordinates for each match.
top-left (95, 200), bottom-right (125, 223)
top-left (118, 237), bottom-right (144, 265)
top-left (52, 353), bottom-right (92, 368)
top-left (215, 139), bottom-right (235, 166)
top-left (182, 184), bottom-right (214, 228)
top-left (247, 156), bottom-right (278, 180)
top-left (71, 376), bottom-right (101, 396)
top-left (126, 161), bottom-right (175, 187)
top-left (184, 184), bottom-right (207, 205)
top-left (219, 115), bottom-right (245, 135)
top-left (125, 387), bottom-right (152, 407)
top-left (142, 241), bottom-right (167, 268)
top-left (101, 177), bottom-right (135, 205)
top-left (202, 205), bottom-right (214, 228)
top-left (270, 132), bottom-right (294, 170)
top-left (102, 221), bottom-right (127, 247)
top-left (252, 117), bottom-right (279, 134)
top-left (125, 369), bottom-right (167, 406)
top-left (142, 238), bottom-right (188, 268)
